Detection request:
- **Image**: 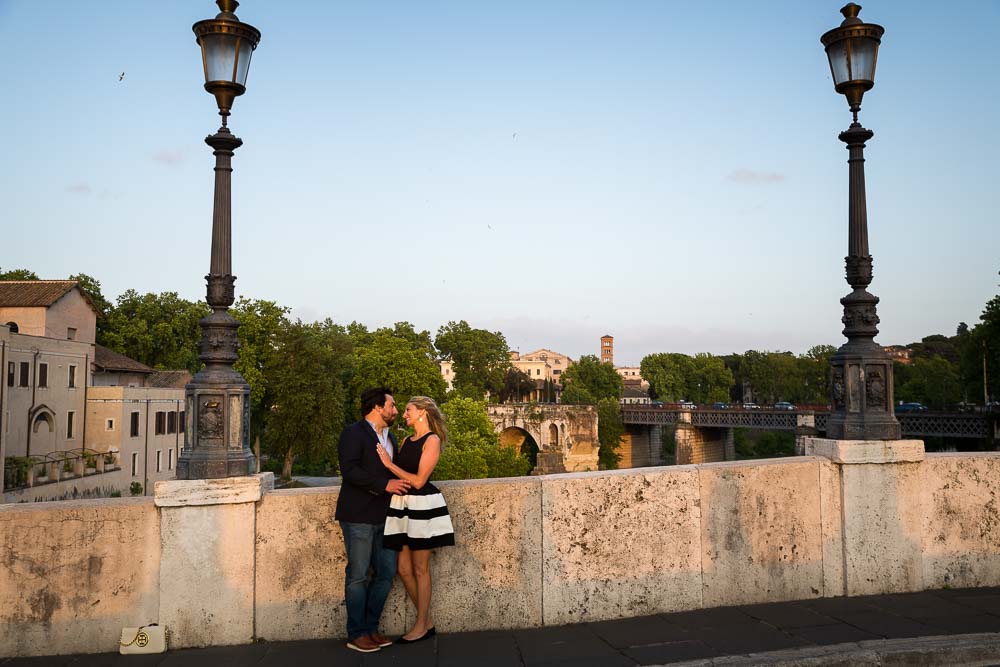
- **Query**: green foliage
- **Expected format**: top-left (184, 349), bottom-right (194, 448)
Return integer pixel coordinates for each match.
top-left (741, 350), bottom-right (801, 404)
top-left (68, 273), bottom-right (112, 318)
top-left (232, 297), bottom-right (291, 443)
top-left (109, 490), bottom-right (122, 498)
top-left (4, 456), bottom-right (34, 488)
top-left (640, 352), bottom-right (733, 403)
top-left (435, 320), bottom-right (511, 400)
top-left (100, 290), bottom-right (209, 372)
top-left (500, 367), bottom-right (536, 403)
top-left (264, 320), bottom-right (351, 479)
top-left (0, 267), bottom-right (39, 280)
top-left (897, 355), bottom-right (962, 409)
top-left (129, 482), bottom-right (143, 496)
top-left (434, 397), bottom-right (531, 480)
top-left (351, 326), bottom-right (446, 415)
top-left (734, 429), bottom-right (795, 459)
top-left (596, 397), bottom-right (624, 469)
top-left (560, 355), bottom-right (623, 404)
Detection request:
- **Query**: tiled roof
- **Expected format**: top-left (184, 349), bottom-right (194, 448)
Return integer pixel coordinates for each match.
top-left (94, 345), bottom-right (154, 374)
top-left (0, 280), bottom-right (100, 314)
top-left (146, 370), bottom-right (193, 389)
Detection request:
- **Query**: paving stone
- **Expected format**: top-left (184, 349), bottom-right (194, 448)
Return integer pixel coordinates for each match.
top-left (865, 592), bottom-right (981, 619)
top-left (513, 625), bottom-right (619, 664)
top-left (801, 596), bottom-right (880, 614)
top-left (701, 626), bottom-right (810, 655)
top-left (587, 614), bottom-right (691, 649)
top-left (623, 640), bottom-right (721, 664)
top-left (157, 644), bottom-right (269, 667)
top-left (952, 595), bottom-right (1000, 615)
top-left (363, 638), bottom-right (436, 667)
top-left (739, 602), bottom-right (837, 628)
top-left (788, 623), bottom-right (882, 645)
top-left (663, 607), bottom-right (759, 630)
top-left (921, 614), bottom-right (1000, 635)
top-left (526, 656), bottom-right (635, 667)
top-left (257, 639), bottom-right (361, 667)
top-left (437, 630), bottom-right (522, 667)
top-left (826, 611), bottom-right (940, 639)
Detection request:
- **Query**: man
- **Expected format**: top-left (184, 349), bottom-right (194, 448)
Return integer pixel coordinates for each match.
top-left (335, 387), bottom-right (410, 653)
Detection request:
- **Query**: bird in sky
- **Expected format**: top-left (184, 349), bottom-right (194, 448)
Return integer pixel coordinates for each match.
top-left (512, 132), bottom-right (517, 141)
top-left (119, 72), bottom-right (125, 82)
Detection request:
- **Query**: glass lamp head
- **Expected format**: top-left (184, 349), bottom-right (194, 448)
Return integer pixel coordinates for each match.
top-left (820, 3), bottom-right (883, 115)
top-left (193, 0), bottom-right (261, 120)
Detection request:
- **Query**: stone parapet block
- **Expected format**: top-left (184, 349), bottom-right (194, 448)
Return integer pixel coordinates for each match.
top-left (154, 472), bottom-right (274, 507)
top-left (804, 437), bottom-right (925, 464)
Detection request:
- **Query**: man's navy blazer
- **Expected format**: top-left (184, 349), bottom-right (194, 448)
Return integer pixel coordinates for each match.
top-left (334, 419), bottom-right (399, 524)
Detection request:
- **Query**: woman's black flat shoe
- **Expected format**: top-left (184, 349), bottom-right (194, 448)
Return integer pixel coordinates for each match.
top-left (397, 627), bottom-right (436, 644)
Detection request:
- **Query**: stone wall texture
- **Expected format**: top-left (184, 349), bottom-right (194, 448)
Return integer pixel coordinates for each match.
top-left (6, 451), bottom-right (1000, 657)
top-left (0, 498), bottom-right (160, 656)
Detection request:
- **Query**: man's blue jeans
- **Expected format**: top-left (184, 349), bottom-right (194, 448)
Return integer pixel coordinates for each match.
top-left (341, 521), bottom-right (398, 641)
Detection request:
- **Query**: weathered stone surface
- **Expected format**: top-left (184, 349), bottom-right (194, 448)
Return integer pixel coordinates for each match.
top-left (487, 404), bottom-right (599, 473)
top-left (0, 498), bottom-right (160, 657)
top-left (430, 478), bottom-right (542, 631)
top-left (541, 466), bottom-right (702, 624)
top-left (254, 486), bottom-right (409, 641)
top-left (804, 437), bottom-right (925, 464)
top-left (818, 459), bottom-right (845, 598)
top-left (921, 453), bottom-right (1000, 589)
top-left (159, 502), bottom-right (255, 648)
top-left (700, 458), bottom-right (825, 607)
top-left (154, 473), bottom-right (273, 507)
top-left (840, 461), bottom-right (924, 595)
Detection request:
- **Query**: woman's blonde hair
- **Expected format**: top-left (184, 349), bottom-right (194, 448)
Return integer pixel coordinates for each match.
top-left (408, 396), bottom-right (447, 448)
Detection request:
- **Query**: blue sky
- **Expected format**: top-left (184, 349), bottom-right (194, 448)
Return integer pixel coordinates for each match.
top-left (2, 1), bottom-right (998, 366)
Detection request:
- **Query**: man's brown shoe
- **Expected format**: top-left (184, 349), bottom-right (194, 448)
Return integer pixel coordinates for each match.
top-left (370, 633), bottom-right (393, 647)
top-left (346, 635), bottom-right (381, 653)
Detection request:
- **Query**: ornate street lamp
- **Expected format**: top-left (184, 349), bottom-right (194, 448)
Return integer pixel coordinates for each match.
top-left (177, 0), bottom-right (261, 479)
top-left (821, 3), bottom-right (900, 440)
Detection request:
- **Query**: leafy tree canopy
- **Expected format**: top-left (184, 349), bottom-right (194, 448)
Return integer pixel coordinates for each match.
top-left (0, 268), bottom-right (39, 280)
top-left (435, 320), bottom-right (511, 400)
top-left (100, 290), bottom-right (209, 372)
top-left (560, 355), bottom-right (622, 404)
top-left (434, 397), bottom-right (531, 480)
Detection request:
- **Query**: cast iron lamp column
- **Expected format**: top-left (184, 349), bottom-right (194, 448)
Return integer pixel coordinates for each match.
top-left (177, 0), bottom-right (261, 479)
top-left (821, 3), bottom-right (900, 440)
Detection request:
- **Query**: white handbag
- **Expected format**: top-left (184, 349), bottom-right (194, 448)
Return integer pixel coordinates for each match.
top-left (119, 624), bottom-right (167, 654)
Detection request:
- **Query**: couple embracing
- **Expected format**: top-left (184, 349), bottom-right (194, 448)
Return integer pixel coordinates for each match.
top-left (334, 387), bottom-right (455, 653)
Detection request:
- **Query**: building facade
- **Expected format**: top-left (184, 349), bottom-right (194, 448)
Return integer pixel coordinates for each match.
top-left (600, 335), bottom-right (614, 365)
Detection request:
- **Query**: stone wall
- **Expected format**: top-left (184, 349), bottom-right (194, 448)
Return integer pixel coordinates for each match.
top-left (4, 452), bottom-right (1000, 657)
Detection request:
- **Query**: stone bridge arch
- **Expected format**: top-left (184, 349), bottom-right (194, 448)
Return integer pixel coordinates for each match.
top-left (486, 404), bottom-right (599, 474)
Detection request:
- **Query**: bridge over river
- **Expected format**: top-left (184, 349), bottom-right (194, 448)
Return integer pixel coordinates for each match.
top-left (620, 406), bottom-right (998, 466)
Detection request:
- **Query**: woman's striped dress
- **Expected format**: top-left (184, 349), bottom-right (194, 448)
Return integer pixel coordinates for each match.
top-left (383, 432), bottom-right (455, 551)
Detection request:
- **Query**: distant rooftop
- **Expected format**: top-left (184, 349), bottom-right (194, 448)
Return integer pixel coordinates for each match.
top-left (146, 370), bottom-right (193, 389)
top-left (0, 280), bottom-right (99, 314)
top-left (94, 345), bottom-right (154, 374)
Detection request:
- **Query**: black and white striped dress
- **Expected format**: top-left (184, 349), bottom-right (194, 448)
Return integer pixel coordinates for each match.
top-left (384, 432), bottom-right (455, 551)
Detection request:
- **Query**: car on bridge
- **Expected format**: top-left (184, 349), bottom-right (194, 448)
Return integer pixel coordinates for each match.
top-left (774, 401), bottom-right (796, 411)
top-left (742, 402), bottom-right (760, 410)
top-left (650, 400), bottom-right (664, 408)
top-left (678, 400), bottom-right (697, 410)
top-left (895, 402), bottom-right (929, 413)
top-left (711, 402), bottom-right (731, 409)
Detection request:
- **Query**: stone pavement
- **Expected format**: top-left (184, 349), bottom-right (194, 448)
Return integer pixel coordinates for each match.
top-left (5, 587), bottom-right (1000, 666)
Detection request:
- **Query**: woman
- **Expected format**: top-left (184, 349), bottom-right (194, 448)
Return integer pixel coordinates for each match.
top-left (376, 395), bottom-right (455, 643)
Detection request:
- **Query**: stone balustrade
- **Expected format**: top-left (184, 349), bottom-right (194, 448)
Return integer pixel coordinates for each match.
top-left (2, 449), bottom-right (1000, 657)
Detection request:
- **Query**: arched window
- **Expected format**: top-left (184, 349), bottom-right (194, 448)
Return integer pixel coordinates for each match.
top-left (5, 321), bottom-right (18, 333)
top-left (549, 423), bottom-right (559, 447)
top-left (32, 412), bottom-right (54, 433)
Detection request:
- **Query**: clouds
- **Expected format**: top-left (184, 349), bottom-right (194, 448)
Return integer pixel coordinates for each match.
top-left (727, 169), bottom-right (786, 184)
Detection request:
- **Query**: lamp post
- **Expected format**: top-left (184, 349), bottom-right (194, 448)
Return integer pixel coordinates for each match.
top-left (177, 0), bottom-right (261, 479)
top-left (821, 3), bottom-right (900, 440)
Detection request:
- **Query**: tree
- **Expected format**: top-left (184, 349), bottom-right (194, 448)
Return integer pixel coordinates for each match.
top-left (640, 353), bottom-right (692, 402)
top-left (434, 397), bottom-right (531, 480)
top-left (688, 353), bottom-right (735, 404)
top-left (231, 297), bottom-right (291, 443)
top-left (596, 397), bottom-right (625, 469)
top-left (435, 320), bottom-right (511, 400)
top-left (100, 290), bottom-right (209, 372)
top-left (0, 268), bottom-right (39, 280)
top-left (798, 345), bottom-right (836, 405)
top-left (499, 367), bottom-right (535, 403)
top-left (898, 355), bottom-right (961, 409)
top-left (560, 355), bottom-right (623, 404)
top-left (352, 328), bottom-right (447, 416)
top-left (263, 320), bottom-right (351, 480)
top-left (741, 350), bottom-right (800, 404)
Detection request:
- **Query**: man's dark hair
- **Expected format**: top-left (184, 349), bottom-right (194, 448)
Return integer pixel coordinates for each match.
top-left (360, 387), bottom-right (393, 417)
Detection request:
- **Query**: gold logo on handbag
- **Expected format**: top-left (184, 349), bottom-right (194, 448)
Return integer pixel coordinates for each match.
top-left (119, 624), bottom-right (167, 655)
